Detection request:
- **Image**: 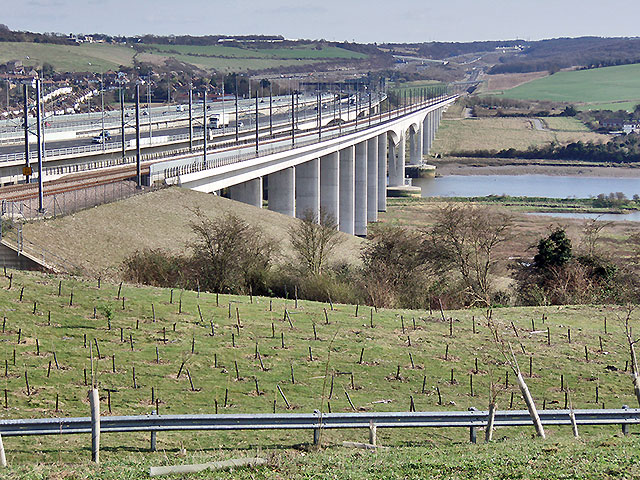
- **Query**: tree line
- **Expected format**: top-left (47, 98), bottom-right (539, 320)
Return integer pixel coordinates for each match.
top-left (122, 205), bottom-right (640, 310)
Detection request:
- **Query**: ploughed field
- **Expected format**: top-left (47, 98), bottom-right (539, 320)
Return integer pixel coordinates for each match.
top-left (0, 270), bottom-right (639, 478)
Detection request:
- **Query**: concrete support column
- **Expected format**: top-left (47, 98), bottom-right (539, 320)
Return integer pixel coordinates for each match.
top-left (409, 127), bottom-right (421, 165)
top-left (430, 112), bottom-right (436, 152)
top-left (377, 134), bottom-right (387, 212)
top-left (320, 152), bottom-right (339, 226)
top-left (388, 133), bottom-right (405, 187)
top-left (228, 178), bottom-right (262, 208)
top-left (268, 167), bottom-right (295, 216)
top-left (366, 137), bottom-right (378, 222)
top-left (422, 115), bottom-right (429, 155)
top-left (354, 141), bottom-right (367, 236)
top-left (295, 158), bottom-right (320, 220)
top-left (338, 146), bottom-right (355, 235)
top-left (416, 123), bottom-right (423, 163)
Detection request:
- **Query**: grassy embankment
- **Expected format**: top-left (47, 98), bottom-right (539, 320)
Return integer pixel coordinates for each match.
top-left (17, 188), bottom-right (363, 279)
top-left (0, 268), bottom-right (638, 478)
top-left (495, 63), bottom-right (640, 112)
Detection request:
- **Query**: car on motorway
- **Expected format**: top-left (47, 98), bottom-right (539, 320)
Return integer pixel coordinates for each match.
top-left (91, 131), bottom-right (111, 144)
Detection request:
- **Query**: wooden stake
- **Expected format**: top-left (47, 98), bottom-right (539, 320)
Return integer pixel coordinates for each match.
top-left (277, 385), bottom-right (291, 408)
top-left (90, 388), bottom-right (100, 463)
top-left (345, 390), bottom-right (356, 410)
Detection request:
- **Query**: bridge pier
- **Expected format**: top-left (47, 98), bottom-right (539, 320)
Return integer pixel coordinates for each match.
top-left (229, 178), bottom-right (262, 208)
top-left (409, 126), bottom-right (422, 166)
top-left (338, 146), bottom-right (355, 235)
top-left (354, 141), bottom-right (368, 237)
top-left (377, 134), bottom-right (387, 212)
top-left (320, 152), bottom-right (339, 227)
top-left (268, 167), bottom-right (295, 216)
top-left (295, 158), bottom-right (320, 220)
top-left (366, 137), bottom-right (378, 223)
top-left (388, 134), bottom-right (405, 187)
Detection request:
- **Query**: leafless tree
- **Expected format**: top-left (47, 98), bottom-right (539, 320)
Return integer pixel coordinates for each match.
top-left (621, 304), bottom-right (640, 407)
top-left (580, 216), bottom-right (612, 258)
top-left (190, 210), bottom-right (276, 294)
top-left (289, 209), bottom-right (342, 276)
top-left (429, 204), bottom-right (512, 307)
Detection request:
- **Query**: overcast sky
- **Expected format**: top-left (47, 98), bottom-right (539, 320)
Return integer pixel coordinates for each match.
top-left (5, 0), bottom-right (640, 43)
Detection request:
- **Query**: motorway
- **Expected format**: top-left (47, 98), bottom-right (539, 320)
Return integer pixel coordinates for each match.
top-left (0, 93), bottom-right (362, 160)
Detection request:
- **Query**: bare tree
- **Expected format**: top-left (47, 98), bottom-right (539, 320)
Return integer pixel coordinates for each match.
top-left (289, 209), bottom-right (342, 276)
top-left (190, 210), bottom-right (276, 294)
top-left (580, 216), bottom-right (612, 258)
top-left (621, 304), bottom-right (640, 407)
top-left (429, 204), bottom-right (512, 307)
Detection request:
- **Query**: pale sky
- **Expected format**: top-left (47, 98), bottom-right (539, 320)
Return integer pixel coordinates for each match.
top-left (5, 0), bottom-right (640, 43)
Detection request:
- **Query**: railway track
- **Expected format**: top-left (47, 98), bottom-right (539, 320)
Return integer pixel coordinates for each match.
top-left (0, 164), bottom-right (148, 202)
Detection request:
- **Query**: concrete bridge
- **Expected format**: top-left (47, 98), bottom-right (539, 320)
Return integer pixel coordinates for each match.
top-left (155, 95), bottom-right (456, 236)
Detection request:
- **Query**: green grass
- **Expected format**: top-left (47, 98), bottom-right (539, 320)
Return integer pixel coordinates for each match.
top-left (0, 42), bottom-right (136, 73)
top-left (145, 43), bottom-right (367, 60)
top-left (499, 64), bottom-right (640, 108)
top-left (0, 269), bottom-right (638, 477)
top-left (541, 117), bottom-right (590, 132)
top-left (407, 195), bottom-right (640, 214)
top-left (0, 41), bottom-right (365, 75)
top-left (4, 434), bottom-right (640, 479)
top-left (577, 101), bottom-right (640, 113)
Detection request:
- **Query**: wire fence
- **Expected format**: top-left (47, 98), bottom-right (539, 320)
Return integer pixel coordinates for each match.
top-left (1, 180), bottom-right (156, 222)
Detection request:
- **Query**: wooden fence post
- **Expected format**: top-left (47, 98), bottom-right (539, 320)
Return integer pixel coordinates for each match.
top-left (150, 410), bottom-right (157, 451)
top-left (369, 420), bottom-right (377, 446)
top-left (90, 388), bottom-right (100, 463)
top-left (0, 433), bottom-right (6, 467)
top-left (622, 405), bottom-right (630, 436)
top-left (468, 407), bottom-right (477, 444)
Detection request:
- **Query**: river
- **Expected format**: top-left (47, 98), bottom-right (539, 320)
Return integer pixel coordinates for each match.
top-left (414, 175), bottom-right (640, 199)
top-left (412, 174), bottom-right (640, 221)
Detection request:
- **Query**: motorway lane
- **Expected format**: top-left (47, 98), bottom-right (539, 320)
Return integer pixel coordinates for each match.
top-left (0, 94), bottom-right (317, 135)
top-left (0, 98), bottom-right (346, 157)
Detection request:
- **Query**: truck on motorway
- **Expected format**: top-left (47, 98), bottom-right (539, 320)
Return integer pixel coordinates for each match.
top-left (208, 113), bottom-right (230, 129)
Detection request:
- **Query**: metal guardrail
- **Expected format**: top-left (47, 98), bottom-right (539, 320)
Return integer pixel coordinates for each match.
top-left (0, 408), bottom-right (638, 437)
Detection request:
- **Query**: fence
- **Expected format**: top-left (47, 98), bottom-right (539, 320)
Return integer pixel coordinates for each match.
top-left (0, 405), bottom-right (637, 463)
top-left (1, 180), bottom-right (154, 222)
top-left (152, 95), bottom-right (450, 185)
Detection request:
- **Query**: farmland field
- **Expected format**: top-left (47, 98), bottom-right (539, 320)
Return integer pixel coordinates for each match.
top-left (0, 41), bottom-right (367, 74)
top-left (431, 116), bottom-right (609, 155)
top-left (144, 43), bottom-right (367, 60)
top-left (0, 42), bottom-right (136, 73)
top-left (0, 268), bottom-right (639, 476)
top-left (498, 63), bottom-right (640, 111)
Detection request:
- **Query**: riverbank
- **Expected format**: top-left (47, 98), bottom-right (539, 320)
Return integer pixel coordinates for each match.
top-left (427, 195), bottom-right (640, 215)
top-left (433, 157), bottom-right (640, 178)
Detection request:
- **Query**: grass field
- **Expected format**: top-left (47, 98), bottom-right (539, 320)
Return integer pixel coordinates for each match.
top-left (0, 41), bottom-right (367, 75)
top-left (431, 116), bottom-right (609, 155)
top-left (541, 117), bottom-right (590, 132)
top-left (5, 434), bottom-right (640, 479)
top-left (498, 64), bottom-right (640, 111)
top-left (0, 42), bottom-right (136, 73)
top-left (0, 268), bottom-right (639, 477)
top-left (145, 44), bottom-right (367, 60)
